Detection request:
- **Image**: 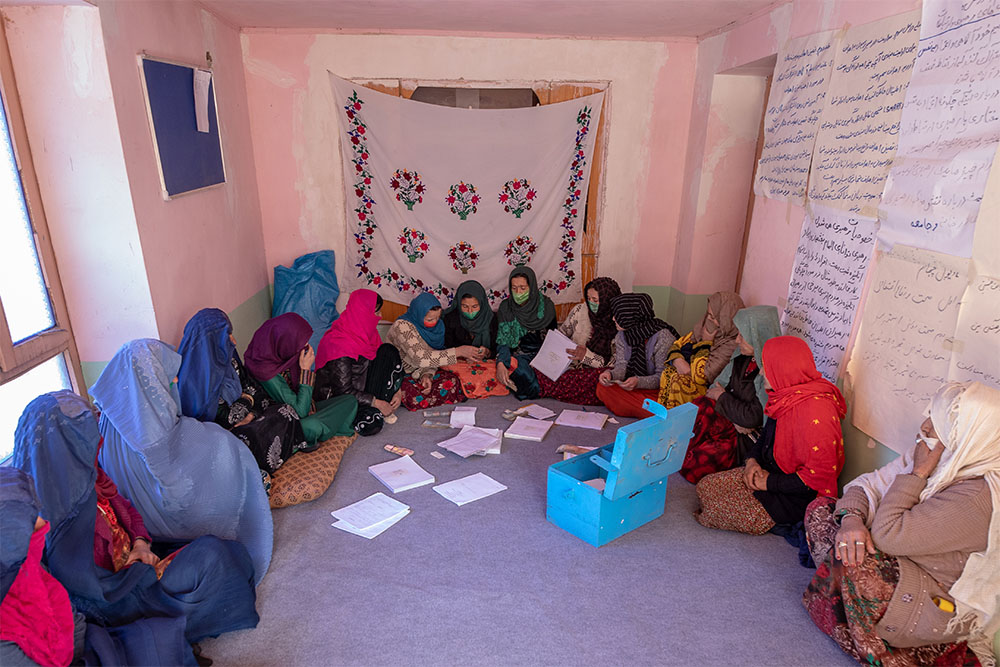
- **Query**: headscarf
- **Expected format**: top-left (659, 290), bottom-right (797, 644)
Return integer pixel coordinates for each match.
top-left (244, 312), bottom-right (312, 387)
top-left (583, 277), bottom-right (621, 361)
top-left (761, 336), bottom-right (847, 497)
top-left (444, 280), bottom-right (494, 348)
top-left (177, 308), bottom-right (242, 421)
top-left (845, 382), bottom-right (1000, 664)
top-left (0, 468), bottom-right (74, 667)
top-left (714, 306), bottom-right (782, 409)
top-left (315, 289), bottom-right (382, 369)
top-left (697, 291), bottom-right (744, 383)
top-left (610, 293), bottom-right (678, 378)
top-left (496, 267), bottom-right (556, 349)
top-left (398, 292), bottom-right (446, 350)
top-left (90, 340), bottom-right (272, 583)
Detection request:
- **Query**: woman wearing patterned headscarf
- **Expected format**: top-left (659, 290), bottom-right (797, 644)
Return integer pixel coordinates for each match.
top-left (536, 277), bottom-right (622, 405)
top-left (495, 266), bottom-right (557, 400)
top-left (680, 306), bottom-right (782, 483)
top-left (245, 312), bottom-right (358, 447)
top-left (802, 381), bottom-right (999, 667)
top-left (386, 291), bottom-right (480, 410)
top-left (595, 293), bottom-right (679, 418)
top-left (441, 280), bottom-right (511, 400)
top-left (657, 291), bottom-right (744, 409)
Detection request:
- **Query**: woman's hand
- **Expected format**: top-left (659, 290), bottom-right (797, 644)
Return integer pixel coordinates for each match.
top-left (456, 345), bottom-right (482, 360)
top-left (390, 389), bottom-right (402, 412)
top-left (299, 345), bottom-right (316, 371)
top-left (567, 344), bottom-right (587, 362)
top-left (373, 398), bottom-right (392, 416)
top-left (125, 539), bottom-right (160, 568)
top-left (748, 468), bottom-right (769, 491)
top-left (598, 370), bottom-right (612, 386)
top-left (672, 358), bottom-right (691, 375)
top-left (743, 459), bottom-right (760, 489)
top-left (620, 376), bottom-right (638, 391)
top-left (419, 374), bottom-right (433, 392)
top-left (496, 363), bottom-right (516, 391)
top-left (705, 384), bottom-right (725, 401)
top-left (834, 515), bottom-right (875, 567)
top-left (912, 439), bottom-right (945, 479)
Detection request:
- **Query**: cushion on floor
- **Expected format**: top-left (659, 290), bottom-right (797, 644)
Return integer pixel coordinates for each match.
top-left (269, 433), bottom-right (358, 509)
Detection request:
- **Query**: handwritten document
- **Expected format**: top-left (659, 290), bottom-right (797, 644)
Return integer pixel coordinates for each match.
top-left (948, 275), bottom-right (1000, 387)
top-left (878, 0), bottom-right (1000, 257)
top-left (755, 30), bottom-right (837, 203)
top-left (782, 205), bottom-right (878, 380)
top-left (808, 12), bottom-right (920, 215)
top-left (848, 245), bottom-right (968, 452)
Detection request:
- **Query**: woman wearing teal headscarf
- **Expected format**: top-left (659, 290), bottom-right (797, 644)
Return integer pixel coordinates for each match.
top-left (495, 266), bottom-right (557, 400)
top-left (441, 280), bottom-right (512, 399)
top-left (679, 305), bottom-right (781, 484)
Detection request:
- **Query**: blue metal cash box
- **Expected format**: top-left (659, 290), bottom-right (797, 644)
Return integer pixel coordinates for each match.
top-left (545, 400), bottom-right (697, 547)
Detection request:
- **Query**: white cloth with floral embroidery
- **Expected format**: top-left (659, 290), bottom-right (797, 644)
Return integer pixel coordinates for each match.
top-left (330, 73), bottom-right (603, 307)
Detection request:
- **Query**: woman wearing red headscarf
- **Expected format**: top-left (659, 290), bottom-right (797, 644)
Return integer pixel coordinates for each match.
top-left (694, 336), bottom-right (847, 535)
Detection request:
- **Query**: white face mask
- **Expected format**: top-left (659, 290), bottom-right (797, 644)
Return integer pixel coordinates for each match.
top-left (916, 435), bottom-right (941, 449)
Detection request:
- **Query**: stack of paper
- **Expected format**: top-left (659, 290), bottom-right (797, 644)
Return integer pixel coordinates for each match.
top-left (528, 329), bottom-right (576, 381)
top-left (331, 493), bottom-right (409, 539)
top-left (368, 455), bottom-right (435, 493)
top-left (554, 409), bottom-right (608, 430)
top-left (438, 425), bottom-right (502, 458)
top-left (433, 473), bottom-right (507, 506)
top-left (504, 416), bottom-right (554, 441)
top-left (520, 403), bottom-right (556, 420)
top-left (450, 405), bottom-right (477, 428)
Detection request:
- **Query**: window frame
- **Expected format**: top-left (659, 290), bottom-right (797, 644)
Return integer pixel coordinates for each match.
top-left (0, 19), bottom-right (84, 390)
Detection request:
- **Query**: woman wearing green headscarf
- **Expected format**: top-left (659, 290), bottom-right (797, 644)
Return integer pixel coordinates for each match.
top-left (679, 305), bottom-right (782, 484)
top-left (495, 267), bottom-right (557, 400)
top-left (441, 280), bottom-right (510, 399)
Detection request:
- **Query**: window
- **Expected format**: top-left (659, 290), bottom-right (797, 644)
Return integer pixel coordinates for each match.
top-left (0, 22), bottom-right (83, 458)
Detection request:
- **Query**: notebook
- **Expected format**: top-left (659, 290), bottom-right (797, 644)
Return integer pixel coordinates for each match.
top-left (332, 509), bottom-right (409, 539)
top-left (438, 426), bottom-right (502, 458)
top-left (368, 455), bottom-right (435, 493)
top-left (528, 328), bottom-right (576, 381)
top-left (504, 416), bottom-right (553, 441)
top-left (554, 409), bottom-right (608, 430)
top-left (433, 473), bottom-right (508, 506)
top-left (520, 403), bottom-right (556, 420)
top-left (450, 405), bottom-right (477, 428)
top-left (331, 492), bottom-right (409, 533)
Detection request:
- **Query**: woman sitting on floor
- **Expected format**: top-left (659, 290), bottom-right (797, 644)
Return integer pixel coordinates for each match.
top-left (386, 292), bottom-right (481, 411)
top-left (595, 293), bottom-right (678, 418)
top-left (803, 381), bottom-right (998, 667)
top-left (441, 280), bottom-right (510, 400)
top-left (177, 308), bottom-right (308, 481)
top-left (695, 335), bottom-right (846, 536)
top-left (244, 312), bottom-right (358, 447)
top-left (91, 340), bottom-right (273, 583)
top-left (495, 266), bottom-right (557, 400)
top-left (537, 277), bottom-right (621, 406)
top-left (314, 290), bottom-right (404, 435)
top-left (658, 291), bottom-right (744, 409)
top-left (12, 392), bottom-right (259, 661)
top-left (679, 305), bottom-right (782, 484)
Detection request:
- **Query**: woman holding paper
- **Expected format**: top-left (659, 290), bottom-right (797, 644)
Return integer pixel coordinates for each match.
top-left (657, 291), bottom-right (744, 409)
top-left (537, 277), bottom-right (621, 405)
top-left (441, 280), bottom-right (510, 399)
top-left (495, 266), bottom-right (557, 400)
top-left (595, 293), bottom-right (679, 418)
top-left (386, 292), bottom-right (480, 410)
top-left (679, 306), bottom-right (782, 483)
top-left (803, 381), bottom-right (998, 667)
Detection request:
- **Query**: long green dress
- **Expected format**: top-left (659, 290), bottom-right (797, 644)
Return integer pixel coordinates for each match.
top-left (260, 371), bottom-right (358, 444)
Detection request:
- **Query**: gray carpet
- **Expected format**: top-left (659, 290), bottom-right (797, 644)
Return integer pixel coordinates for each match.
top-left (203, 395), bottom-right (855, 666)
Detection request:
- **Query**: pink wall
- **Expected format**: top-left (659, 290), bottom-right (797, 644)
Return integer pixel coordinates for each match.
top-left (94, 0), bottom-right (269, 346)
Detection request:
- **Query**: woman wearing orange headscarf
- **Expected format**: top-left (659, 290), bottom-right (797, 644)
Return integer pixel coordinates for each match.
top-left (694, 336), bottom-right (847, 535)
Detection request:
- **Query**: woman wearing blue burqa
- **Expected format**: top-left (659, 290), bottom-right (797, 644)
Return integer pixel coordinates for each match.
top-left (90, 338), bottom-right (273, 583)
top-left (11, 391), bottom-right (259, 662)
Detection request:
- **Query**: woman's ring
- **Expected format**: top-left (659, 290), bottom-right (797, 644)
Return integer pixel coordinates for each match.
top-left (855, 541), bottom-right (865, 545)
top-left (837, 541), bottom-right (848, 548)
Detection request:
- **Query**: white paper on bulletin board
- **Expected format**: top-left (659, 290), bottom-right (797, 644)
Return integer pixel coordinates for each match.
top-left (848, 245), bottom-right (968, 452)
top-left (806, 11), bottom-right (920, 216)
top-left (755, 29), bottom-right (837, 203)
top-left (948, 275), bottom-right (1000, 387)
top-left (877, 0), bottom-right (1000, 257)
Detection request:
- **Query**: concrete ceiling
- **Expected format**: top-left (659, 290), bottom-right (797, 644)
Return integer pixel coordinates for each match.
top-left (197, 0), bottom-right (783, 39)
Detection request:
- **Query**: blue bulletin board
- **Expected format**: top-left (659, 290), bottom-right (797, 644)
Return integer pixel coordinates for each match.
top-left (139, 56), bottom-right (225, 198)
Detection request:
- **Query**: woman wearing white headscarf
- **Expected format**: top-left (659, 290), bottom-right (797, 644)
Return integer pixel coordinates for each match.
top-left (803, 381), bottom-right (999, 667)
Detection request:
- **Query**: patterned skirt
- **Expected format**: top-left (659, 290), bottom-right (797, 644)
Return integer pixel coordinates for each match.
top-left (680, 396), bottom-right (740, 484)
top-left (802, 498), bottom-right (980, 667)
top-left (400, 369), bottom-right (467, 411)
top-left (694, 467), bottom-right (775, 535)
top-left (657, 366), bottom-right (708, 408)
top-left (443, 359), bottom-right (515, 399)
top-left (537, 367), bottom-right (604, 405)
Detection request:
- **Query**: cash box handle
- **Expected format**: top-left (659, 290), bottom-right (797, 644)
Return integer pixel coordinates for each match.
top-left (643, 438), bottom-right (677, 467)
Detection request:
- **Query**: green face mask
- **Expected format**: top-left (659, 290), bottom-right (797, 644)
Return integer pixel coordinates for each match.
top-left (462, 310), bottom-right (478, 320)
top-left (588, 301), bottom-right (599, 314)
top-left (512, 290), bottom-right (530, 305)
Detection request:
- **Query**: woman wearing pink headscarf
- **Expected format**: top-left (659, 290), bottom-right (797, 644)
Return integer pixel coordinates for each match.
top-left (315, 290), bottom-right (405, 436)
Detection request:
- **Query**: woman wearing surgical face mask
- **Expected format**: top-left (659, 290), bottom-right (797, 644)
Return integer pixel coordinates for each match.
top-left (441, 281), bottom-right (510, 399)
top-left (494, 267), bottom-right (557, 400)
top-left (803, 381), bottom-right (1000, 667)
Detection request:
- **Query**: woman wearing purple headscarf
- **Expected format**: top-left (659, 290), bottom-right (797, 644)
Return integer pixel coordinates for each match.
top-left (244, 313), bottom-right (358, 447)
